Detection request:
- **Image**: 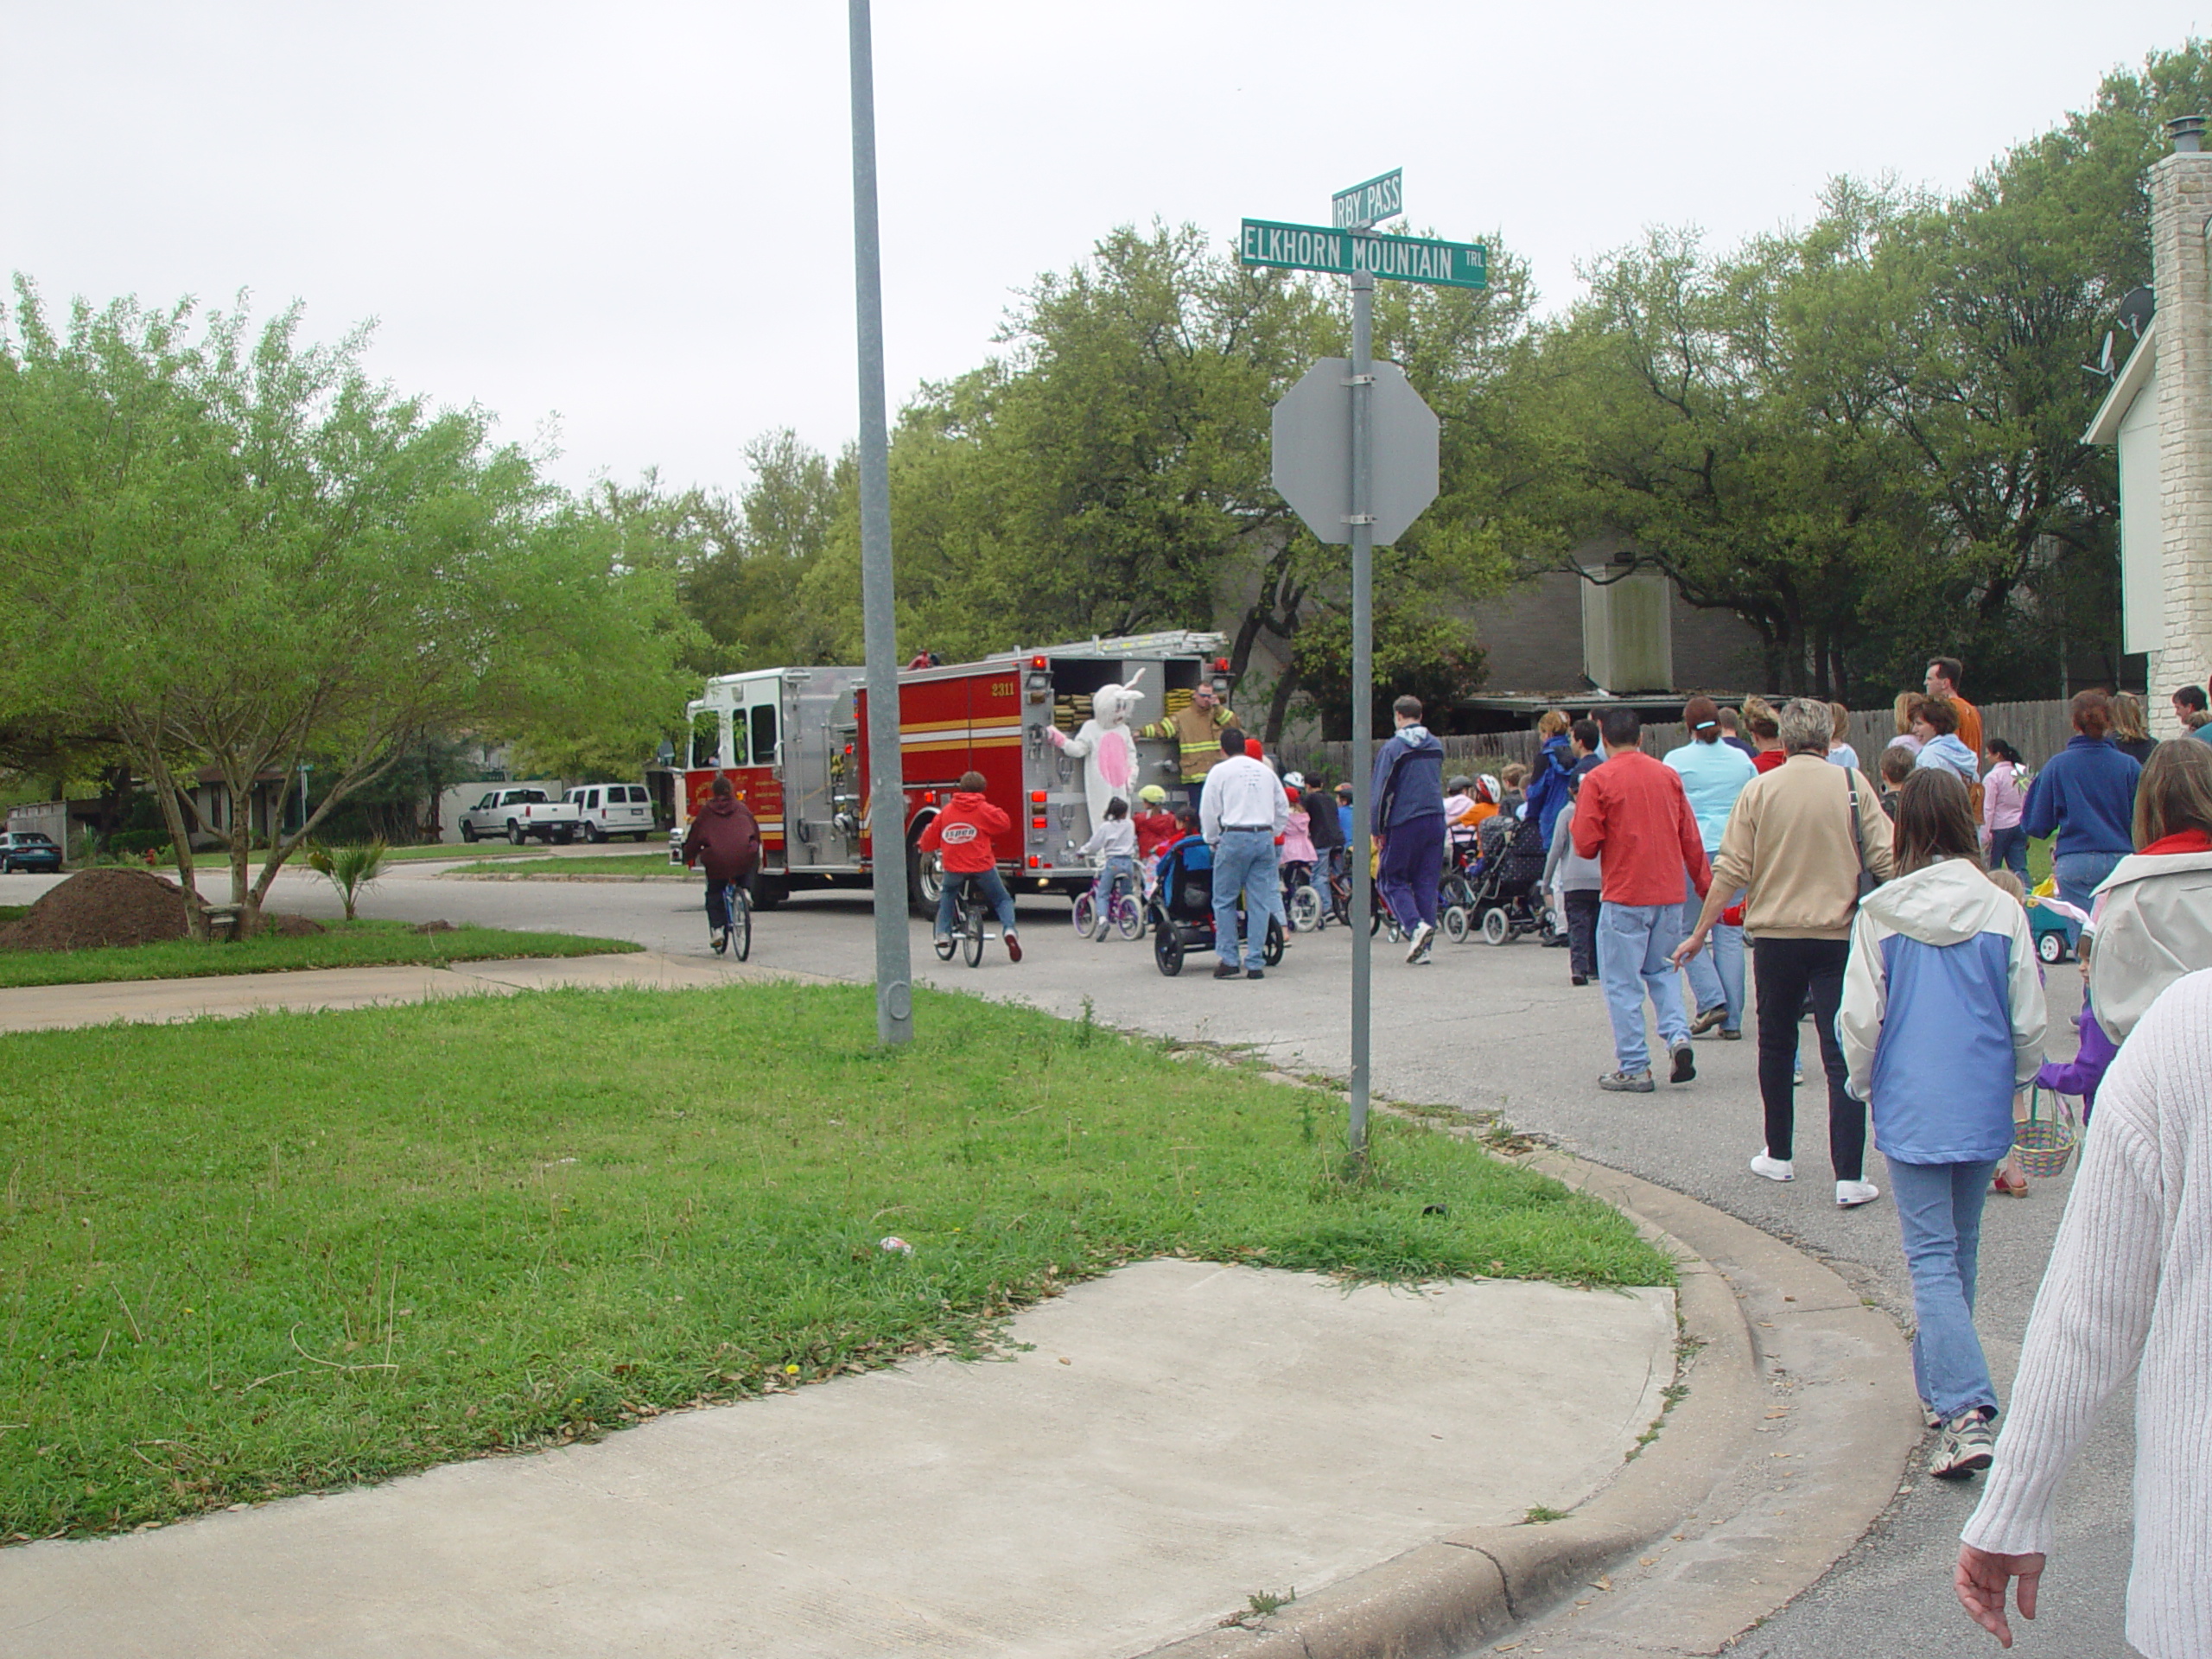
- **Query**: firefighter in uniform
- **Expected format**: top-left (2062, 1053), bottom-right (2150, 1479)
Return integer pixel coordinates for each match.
top-left (1138, 682), bottom-right (1240, 810)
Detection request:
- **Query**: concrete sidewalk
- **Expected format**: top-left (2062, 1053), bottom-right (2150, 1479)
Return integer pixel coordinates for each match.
top-left (0, 950), bottom-right (829, 1034)
top-left (0, 1262), bottom-right (1675, 1659)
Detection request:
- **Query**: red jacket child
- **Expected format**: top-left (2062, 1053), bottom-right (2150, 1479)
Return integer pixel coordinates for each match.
top-left (1132, 805), bottom-right (1179, 861)
top-left (919, 789), bottom-right (1011, 873)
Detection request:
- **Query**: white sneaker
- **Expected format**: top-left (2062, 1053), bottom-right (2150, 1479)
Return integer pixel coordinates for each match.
top-left (1750, 1152), bottom-right (1796, 1183)
top-left (1836, 1179), bottom-right (1881, 1208)
top-left (1405, 922), bottom-right (1435, 963)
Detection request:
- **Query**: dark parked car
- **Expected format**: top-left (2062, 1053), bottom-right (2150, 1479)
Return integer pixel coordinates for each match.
top-left (0, 830), bottom-right (63, 874)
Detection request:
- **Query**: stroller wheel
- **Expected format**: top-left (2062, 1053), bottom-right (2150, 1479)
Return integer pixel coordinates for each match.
top-left (1287, 885), bottom-right (1322, 932)
top-left (1441, 905), bottom-right (1470, 944)
top-left (1480, 906), bottom-right (1512, 946)
top-left (1262, 916), bottom-right (1286, 966)
top-left (1154, 923), bottom-right (1185, 976)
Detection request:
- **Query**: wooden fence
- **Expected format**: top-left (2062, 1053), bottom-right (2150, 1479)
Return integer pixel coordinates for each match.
top-left (1281, 698), bottom-right (2079, 791)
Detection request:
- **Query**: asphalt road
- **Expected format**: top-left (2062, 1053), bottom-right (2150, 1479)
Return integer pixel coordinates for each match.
top-left (3, 857), bottom-right (2139, 1656)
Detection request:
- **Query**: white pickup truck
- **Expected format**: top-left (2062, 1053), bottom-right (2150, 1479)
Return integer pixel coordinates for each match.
top-left (457, 787), bottom-right (581, 845)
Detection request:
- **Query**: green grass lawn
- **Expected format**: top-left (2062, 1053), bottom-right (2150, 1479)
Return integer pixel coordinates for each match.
top-left (0, 919), bottom-right (638, 991)
top-left (0, 983), bottom-right (1670, 1538)
top-left (442, 854), bottom-right (681, 877)
top-left (314, 842), bottom-right (663, 866)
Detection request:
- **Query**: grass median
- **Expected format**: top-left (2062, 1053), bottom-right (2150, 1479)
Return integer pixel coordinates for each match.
top-left (441, 854), bottom-right (681, 878)
top-left (0, 919), bottom-right (639, 991)
top-left (0, 982), bottom-right (1670, 1539)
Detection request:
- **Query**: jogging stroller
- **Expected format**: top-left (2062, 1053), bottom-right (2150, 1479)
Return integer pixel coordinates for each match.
top-left (1446, 810), bottom-right (1554, 946)
top-left (1149, 837), bottom-right (1286, 976)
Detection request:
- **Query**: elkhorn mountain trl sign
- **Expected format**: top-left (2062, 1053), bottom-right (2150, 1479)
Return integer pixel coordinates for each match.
top-left (1238, 219), bottom-right (1486, 289)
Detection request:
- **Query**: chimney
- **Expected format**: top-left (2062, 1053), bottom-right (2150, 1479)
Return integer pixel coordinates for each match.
top-left (2171, 114), bottom-right (2207, 153)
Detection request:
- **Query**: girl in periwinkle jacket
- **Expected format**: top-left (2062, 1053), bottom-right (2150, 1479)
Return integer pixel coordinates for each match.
top-left (1838, 770), bottom-right (2045, 1482)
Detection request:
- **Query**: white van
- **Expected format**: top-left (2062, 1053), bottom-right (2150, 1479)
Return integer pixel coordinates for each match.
top-left (566, 783), bottom-right (656, 842)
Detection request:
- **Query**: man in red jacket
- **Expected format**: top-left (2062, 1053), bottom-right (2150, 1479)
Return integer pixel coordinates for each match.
top-left (918, 770), bottom-right (1023, 962)
top-left (680, 775), bottom-right (761, 954)
top-left (1572, 707), bottom-right (1711, 1092)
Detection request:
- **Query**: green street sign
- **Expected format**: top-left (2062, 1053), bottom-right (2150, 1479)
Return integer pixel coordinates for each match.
top-left (1332, 168), bottom-right (1403, 231)
top-left (1237, 218), bottom-right (1486, 289)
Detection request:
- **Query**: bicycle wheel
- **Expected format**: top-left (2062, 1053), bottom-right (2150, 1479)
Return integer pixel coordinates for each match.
top-left (1328, 876), bottom-right (1351, 928)
top-left (1287, 884), bottom-right (1321, 932)
top-left (1111, 891), bottom-right (1144, 941)
top-left (1071, 891), bottom-right (1099, 938)
top-left (932, 918), bottom-right (957, 962)
top-left (730, 888), bottom-right (752, 963)
top-left (962, 903), bottom-right (986, 967)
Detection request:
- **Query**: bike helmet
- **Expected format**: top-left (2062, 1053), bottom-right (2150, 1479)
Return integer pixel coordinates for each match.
top-left (1137, 785), bottom-right (1169, 804)
top-left (1282, 770), bottom-right (1306, 791)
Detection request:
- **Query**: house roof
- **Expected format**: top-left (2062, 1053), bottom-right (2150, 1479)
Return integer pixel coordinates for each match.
top-left (2085, 315), bottom-right (2158, 446)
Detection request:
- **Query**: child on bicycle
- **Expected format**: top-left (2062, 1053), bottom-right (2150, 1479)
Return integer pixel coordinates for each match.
top-left (1076, 798), bottom-right (1141, 930)
top-left (919, 770), bottom-right (1023, 963)
top-left (1278, 789), bottom-right (1318, 914)
top-left (679, 775), bottom-right (761, 954)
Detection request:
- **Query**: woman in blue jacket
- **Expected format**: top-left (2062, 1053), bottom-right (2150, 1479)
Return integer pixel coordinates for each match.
top-left (2020, 690), bottom-right (2142, 935)
top-left (1522, 709), bottom-right (1577, 849)
top-left (1839, 770), bottom-right (2045, 1481)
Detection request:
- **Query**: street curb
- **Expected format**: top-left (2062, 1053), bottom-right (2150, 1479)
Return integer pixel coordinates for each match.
top-left (1141, 1147), bottom-right (1921, 1659)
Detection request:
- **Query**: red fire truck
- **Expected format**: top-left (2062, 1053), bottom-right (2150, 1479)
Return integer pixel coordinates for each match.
top-left (670, 632), bottom-right (1234, 912)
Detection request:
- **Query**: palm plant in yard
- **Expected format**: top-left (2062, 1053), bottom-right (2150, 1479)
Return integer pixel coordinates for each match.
top-left (305, 840), bottom-right (391, 922)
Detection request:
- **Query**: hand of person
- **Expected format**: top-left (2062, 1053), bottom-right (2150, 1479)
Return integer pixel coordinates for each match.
top-left (1670, 928), bottom-right (1707, 969)
top-left (1955, 1543), bottom-right (2044, 1648)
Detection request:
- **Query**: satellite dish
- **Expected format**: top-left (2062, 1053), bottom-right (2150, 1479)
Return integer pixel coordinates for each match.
top-left (2117, 285), bottom-right (2156, 337)
top-left (2083, 332), bottom-right (2117, 381)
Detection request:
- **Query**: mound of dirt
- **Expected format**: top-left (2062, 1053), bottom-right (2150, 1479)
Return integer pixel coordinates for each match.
top-left (268, 913), bottom-right (326, 938)
top-left (0, 868), bottom-right (192, 952)
top-left (410, 919), bottom-right (457, 935)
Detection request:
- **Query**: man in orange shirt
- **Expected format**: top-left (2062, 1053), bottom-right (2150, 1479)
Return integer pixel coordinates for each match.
top-left (1572, 707), bottom-right (1711, 1093)
top-left (1926, 657), bottom-right (1983, 760)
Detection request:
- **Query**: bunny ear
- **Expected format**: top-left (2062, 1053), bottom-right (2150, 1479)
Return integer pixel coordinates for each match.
top-left (1123, 667), bottom-right (1146, 689)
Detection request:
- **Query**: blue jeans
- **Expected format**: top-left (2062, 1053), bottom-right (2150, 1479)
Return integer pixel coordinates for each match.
top-left (1599, 900), bottom-right (1689, 1074)
top-left (1885, 1156), bottom-right (2001, 1421)
top-left (1211, 828), bottom-right (1285, 969)
top-left (2052, 849), bottom-right (2125, 944)
top-left (935, 868), bottom-right (1018, 937)
top-left (1986, 825), bottom-right (2028, 882)
top-left (1089, 855), bottom-right (1138, 908)
top-left (1679, 869), bottom-right (1745, 1029)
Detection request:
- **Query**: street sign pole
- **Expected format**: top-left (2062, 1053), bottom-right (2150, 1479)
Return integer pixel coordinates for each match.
top-left (1348, 268), bottom-right (1374, 1161)
top-left (847, 0), bottom-right (912, 1046)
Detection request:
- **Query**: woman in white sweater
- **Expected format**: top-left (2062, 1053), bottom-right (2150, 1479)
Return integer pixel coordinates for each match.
top-left (1955, 968), bottom-right (2212, 1655)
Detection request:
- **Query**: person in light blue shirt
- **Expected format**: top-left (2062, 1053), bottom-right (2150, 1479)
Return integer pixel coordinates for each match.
top-left (1912, 699), bottom-right (1980, 787)
top-left (1825, 702), bottom-right (1861, 772)
top-left (1664, 696), bottom-right (1758, 1038)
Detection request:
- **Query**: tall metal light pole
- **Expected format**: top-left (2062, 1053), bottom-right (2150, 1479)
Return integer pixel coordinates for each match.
top-left (848, 0), bottom-right (913, 1045)
top-left (1346, 268), bottom-right (1375, 1160)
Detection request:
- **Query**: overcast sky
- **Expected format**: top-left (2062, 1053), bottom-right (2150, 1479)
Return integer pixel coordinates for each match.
top-left (3, 3), bottom-right (2198, 498)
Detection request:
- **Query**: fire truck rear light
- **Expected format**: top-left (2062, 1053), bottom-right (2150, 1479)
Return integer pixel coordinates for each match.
top-left (1027, 855), bottom-right (1041, 868)
top-left (922, 791), bottom-right (937, 805)
top-left (1029, 791), bottom-right (1046, 804)
top-left (1214, 657), bottom-right (1230, 671)
top-left (1030, 655), bottom-right (1046, 670)
top-left (1031, 817), bottom-right (1046, 829)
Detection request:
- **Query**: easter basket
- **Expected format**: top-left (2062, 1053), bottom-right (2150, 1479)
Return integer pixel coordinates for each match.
top-left (2012, 1086), bottom-right (2080, 1179)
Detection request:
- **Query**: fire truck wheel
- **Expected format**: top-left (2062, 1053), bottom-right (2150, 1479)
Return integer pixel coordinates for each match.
top-left (906, 836), bottom-right (943, 919)
top-left (750, 877), bottom-right (788, 911)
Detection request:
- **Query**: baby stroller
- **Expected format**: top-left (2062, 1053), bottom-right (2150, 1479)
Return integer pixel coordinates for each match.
top-left (1149, 837), bottom-right (1286, 976)
top-left (1446, 810), bottom-right (1554, 946)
